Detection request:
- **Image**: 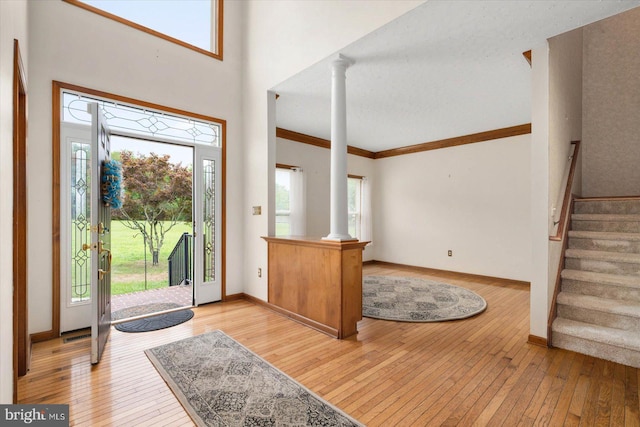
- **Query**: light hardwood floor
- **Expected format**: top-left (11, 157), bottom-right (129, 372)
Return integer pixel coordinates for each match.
top-left (18, 264), bottom-right (640, 426)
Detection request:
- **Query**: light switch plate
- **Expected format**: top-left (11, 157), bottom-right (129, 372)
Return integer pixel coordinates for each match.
top-left (252, 206), bottom-right (262, 215)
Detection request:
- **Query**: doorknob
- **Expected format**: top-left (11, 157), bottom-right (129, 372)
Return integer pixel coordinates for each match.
top-left (82, 243), bottom-right (97, 251)
top-left (98, 247), bottom-right (112, 280)
top-left (98, 241), bottom-right (109, 254)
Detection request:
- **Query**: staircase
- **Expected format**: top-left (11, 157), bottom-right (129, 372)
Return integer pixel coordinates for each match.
top-left (551, 198), bottom-right (640, 368)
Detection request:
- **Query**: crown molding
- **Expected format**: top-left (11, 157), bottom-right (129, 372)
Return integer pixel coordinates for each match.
top-left (277, 124), bottom-right (532, 160)
top-left (374, 123), bottom-right (531, 159)
top-left (275, 128), bottom-right (376, 159)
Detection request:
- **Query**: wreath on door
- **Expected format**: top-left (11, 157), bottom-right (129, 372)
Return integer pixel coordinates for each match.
top-left (101, 159), bottom-right (123, 209)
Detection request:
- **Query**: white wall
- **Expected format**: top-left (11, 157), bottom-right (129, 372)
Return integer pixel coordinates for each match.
top-left (582, 7), bottom-right (640, 197)
top-left (275, 138), bottom-right (376, 261)
top-left (242, 0), bottom-right (424, 300)
top-left (0, 0), bottom-right (28, 403)
top-left (548, 28), bottom-right (583, 229)
top-left (546, 28), bottom-right (584, 315)
top-left (374, 135), bottom-right (531, 282)
top-left (26, 0), bottom-right (244, 333)
top-left (530, 44), bottom-right (550, 339)
top-left (277, 133), bottom-right (532, 276)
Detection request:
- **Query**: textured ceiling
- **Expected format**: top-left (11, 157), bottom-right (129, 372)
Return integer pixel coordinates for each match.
top-left (273, 1), bottom-right (640, 152)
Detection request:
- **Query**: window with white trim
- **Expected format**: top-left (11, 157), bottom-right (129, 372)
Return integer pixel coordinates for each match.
top-left (275, 167), bottom-right (292, 236)
top-left (62, 91), bottom-right (221, 146)
top-left (275, 164), bottom-right (306, 237)
top-left (348, 175), bottom-right (373, 244)
top-left (348, 176), bottom-right (363, 239)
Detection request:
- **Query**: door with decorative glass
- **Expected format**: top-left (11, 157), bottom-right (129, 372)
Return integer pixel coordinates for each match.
top-left (59, 86), bottom-right (223, 337)
top-left (88, 103), bottom-right (112, 364)
top-left (61, 123), bottom-right (93, 333)
top-left (194, 148), bottom-right (222, 304)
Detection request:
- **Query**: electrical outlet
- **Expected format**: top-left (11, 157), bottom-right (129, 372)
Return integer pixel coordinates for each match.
top-left (448, 250), bottom-right (452, 257)
top-left (258, 268), bottom-right (262, 278)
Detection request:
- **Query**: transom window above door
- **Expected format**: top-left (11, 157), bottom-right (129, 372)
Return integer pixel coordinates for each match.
top-left (64, 0), bottom-right (223, 60)
top-left (62, 91), bottom-right (221, 147)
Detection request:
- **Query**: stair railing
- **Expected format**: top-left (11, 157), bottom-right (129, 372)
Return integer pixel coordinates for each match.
top-left (550, 141), bottom-right (580, 241)
top-left (167, 232), bottom-right (193, 287)
top-left (547, 140), bottom-right (581, 345)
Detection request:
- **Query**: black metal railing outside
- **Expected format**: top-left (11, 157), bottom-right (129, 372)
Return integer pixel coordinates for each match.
top-left (168, 232), bottom-right (192, 287)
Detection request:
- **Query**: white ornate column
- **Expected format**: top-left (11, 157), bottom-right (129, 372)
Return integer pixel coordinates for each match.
top-left (325, 54), bottom-right (355, 241)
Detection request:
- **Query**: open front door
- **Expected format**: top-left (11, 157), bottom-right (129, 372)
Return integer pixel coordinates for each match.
top-left (88, 103), bottom-right (112, 364)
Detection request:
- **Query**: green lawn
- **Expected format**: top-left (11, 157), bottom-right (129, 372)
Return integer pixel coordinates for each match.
top-left (110, 220), bottom-right (192, 295)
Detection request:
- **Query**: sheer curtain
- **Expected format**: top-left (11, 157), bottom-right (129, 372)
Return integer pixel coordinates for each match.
top-left (360, 177), bottom-right (372, 245)
top-left (289, 167), bottom-right (306, 236)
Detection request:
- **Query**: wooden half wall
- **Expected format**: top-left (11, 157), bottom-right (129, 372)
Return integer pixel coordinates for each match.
top-left (262, 236), bottom-right (368, 339)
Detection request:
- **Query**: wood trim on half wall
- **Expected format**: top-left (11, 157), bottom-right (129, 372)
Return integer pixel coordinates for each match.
top-left (276, 124), bottom-right (531, 160)
top-left (48, 81), bottom-right (227, 340)
top-left (240, 293), bottom-right (339, 337)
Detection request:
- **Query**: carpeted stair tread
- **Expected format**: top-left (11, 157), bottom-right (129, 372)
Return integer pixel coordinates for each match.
top-left (565, 249), bottom-right (640, 264)
top-left (557, 292), bottom-right (640, 318)
top-left (572, 213), bottom-right (640, 222)
top-left (554, 198), bottom-right (640, 367)
top-left (574, 198), bottom-right (640, 215)
top-left (552, 337), bottom-right (640, 368)
top-left (561, 269), bottom-right (640, 290)
top-left (552, 317), bottom-right (640, 352)
top-left (568, 230), bottom-right (640, 241)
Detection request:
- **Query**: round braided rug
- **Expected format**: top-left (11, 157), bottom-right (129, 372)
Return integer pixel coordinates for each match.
top-left (363, 275), bottom-right (487, 322)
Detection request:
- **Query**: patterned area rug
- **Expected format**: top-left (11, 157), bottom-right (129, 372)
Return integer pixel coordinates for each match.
top-left (145, 331), bottom-right (363, 427)
top-left (363, 275), bottom-right (487, 322)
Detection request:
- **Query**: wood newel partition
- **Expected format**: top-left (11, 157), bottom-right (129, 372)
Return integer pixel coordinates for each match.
top-left (262, 236), bottom-right (368, 339)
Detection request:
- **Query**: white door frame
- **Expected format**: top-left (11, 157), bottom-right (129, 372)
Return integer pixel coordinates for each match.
top-left (59, 94), bottom-right (223, 333)
top-left (60, 123), bottom-right (92, 333)
top-left (194, 147), bottom-right (222, 305)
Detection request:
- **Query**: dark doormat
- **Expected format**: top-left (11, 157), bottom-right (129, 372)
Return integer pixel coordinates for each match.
top-left (114, 309), bottom-right (194, 333)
